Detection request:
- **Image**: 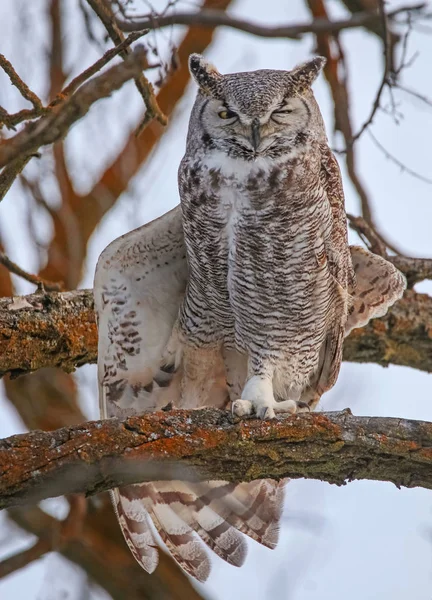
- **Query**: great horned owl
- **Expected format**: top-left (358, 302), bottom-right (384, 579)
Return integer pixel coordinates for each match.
top-left (94, 55), bottom-right (406, 581)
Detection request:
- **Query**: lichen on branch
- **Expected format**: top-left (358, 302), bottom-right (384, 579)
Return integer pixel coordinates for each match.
top-left (0, 287), bottom-right (431, 378)
top-left (1, 408), bottom-right (432, 510)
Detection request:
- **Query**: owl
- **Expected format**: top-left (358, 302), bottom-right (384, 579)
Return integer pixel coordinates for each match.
top-left (94, 55), bottom-right (406, 581)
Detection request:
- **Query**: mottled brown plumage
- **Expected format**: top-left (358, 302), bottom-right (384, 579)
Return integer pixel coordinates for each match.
top-left (94, 55), bottom-right (406, 581)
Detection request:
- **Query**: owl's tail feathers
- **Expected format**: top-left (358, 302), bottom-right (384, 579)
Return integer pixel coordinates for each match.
top-left (214, 479), bottom-right (286, 550)
top-left (112, 488), bottom-right (159, 574)
top-left (346, 246), bottom-right (407, 336)
top-left (113, 479), bottom-right (286, 581)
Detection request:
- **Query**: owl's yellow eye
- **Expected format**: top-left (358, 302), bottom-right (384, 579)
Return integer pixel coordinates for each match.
top-left (218, 108), bottom-right (237, 120)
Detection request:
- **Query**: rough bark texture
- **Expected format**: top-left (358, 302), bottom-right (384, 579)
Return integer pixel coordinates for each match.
top-left (1, 408), bottom-right (432, 509)
top-left (343, 289), bottom-right (432, 371)
top-left (0, 290), bottom-right (97, 377)
top-left (1, 288), bottom-right (431, 377)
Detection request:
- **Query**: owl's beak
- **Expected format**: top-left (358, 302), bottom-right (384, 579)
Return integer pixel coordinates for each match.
top-left (250, 118), bottom-right (261, 151)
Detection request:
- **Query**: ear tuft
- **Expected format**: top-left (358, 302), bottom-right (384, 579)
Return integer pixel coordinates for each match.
top-left (188, 54), bottom-right (222, 95)
top-left (290, 56), bottom-right (326, 89)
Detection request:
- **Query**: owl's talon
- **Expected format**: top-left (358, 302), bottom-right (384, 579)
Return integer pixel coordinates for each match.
top-left (296, 401), bottom-right (310, 413)
top-left (232, 399), bottom-right (253, 417)
top-left (258, 406), bottom-right (275, 420)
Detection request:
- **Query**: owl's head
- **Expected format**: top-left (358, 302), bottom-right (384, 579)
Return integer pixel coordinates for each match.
top-left (187, 55), bottom-right (327, 159)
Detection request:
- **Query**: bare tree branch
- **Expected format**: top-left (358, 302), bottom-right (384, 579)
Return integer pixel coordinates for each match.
top-left (0, 46), bottom-right (147, 172)
top-left (48, 30), bottom-right (149, 108)
top-left (390, 256), bottom-right (432, 288)
top-left (0, 495), bottom-right (86, 580)
top-left (0, 46), bottom-right (150, 171)
top-left (1, 408), bottom-right (432, 510)
top-left (368, 130), bottom-right (432, 185)
top-left (7, 502), bottom-right (205, 600)
top-left (0, 54), bottom-right (45, 130)
top-left (86, 0), bottom-right (167, 131)
top-left (0, 286), bottom-right (431, 378)
top-left (350, 0), bottom-right (391, 145)
top-left (115, 4), bottom-right (426, 39)
top-left (0, 251), bottom-right (63, 292)
top-left (348, 214), bottom-right (432, 287)
top-left (0, 155), bottom-right (32, 201)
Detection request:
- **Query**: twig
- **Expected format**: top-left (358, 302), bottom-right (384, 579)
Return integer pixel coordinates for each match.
top-left (348, 214), bottom-right (432, 287)
top-left (48, 30), bottom-right (149, 108)
top-left (350, 0), bottom-right (391, 145)
top-left (116, 4), bottom-right (426, 38)
top-left (86, 0), bottom-right (167, 131)
top-left (0, 54), bottom-right (44, 110)
top-left (305, 0), bottom-right (377, 227)
top-left (347, 210), bottom-right (402, 260)
top-left (0, 155), bottom-right (33, 201)
top-left (347, 213), bottom-right (387, 256)
top-left (0, 107), bottom-right (47, 131)
top-left (0, 55), bottom-right (47, 130)
top-left (0, 537), bottom-right (51, 580)
top-left (0, 33), bottom-right (150, 197)
top-left (0, 251), bottom-right (63, 292)
top-left (0, 495), bottom-right (86, 580)
top-left (390, 255), bottom-right (432, 287)
top-left (0, 46), bottom-right (150, 170)
top-left (396, 83), bottom-right (432, 109)
top-left (368, 130), bottom-right (432, 185)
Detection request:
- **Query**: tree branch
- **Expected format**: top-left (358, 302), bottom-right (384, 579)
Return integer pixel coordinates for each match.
top-left (7, 502), bottom-right (205, 600)
top-left (86, 0), bottom-right (166, 130)
top-left (0, 45), bottom-right (149, 170)
top-left (0, 495), bottom-right (86, 580)
top-left (0, 251), bottom-right (63, 292)
top-left (1, 408), bottom-right (432, 510)
top-left (116, 5), bottom-right (426, 39)
top-left (0, 289), bottom-right (97, 377)
top-left (348, 214), bottom-right (432, 287)
top-left (1, 286), bottom-right (431, 378)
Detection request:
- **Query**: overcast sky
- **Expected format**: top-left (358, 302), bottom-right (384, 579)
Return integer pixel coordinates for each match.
top-left (1, 1), bottom-right (432, 599)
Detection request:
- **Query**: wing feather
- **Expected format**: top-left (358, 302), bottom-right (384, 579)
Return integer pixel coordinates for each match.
top-left (94, 206), bottom-right (187, 418)
top-left (346, 246), bottom-right (406, 335)
top-left (94, 206), bottom-right (286, 580)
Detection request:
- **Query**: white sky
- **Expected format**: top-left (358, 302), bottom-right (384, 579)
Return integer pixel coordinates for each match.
top-left (0, 0), bottom-right (432, 599)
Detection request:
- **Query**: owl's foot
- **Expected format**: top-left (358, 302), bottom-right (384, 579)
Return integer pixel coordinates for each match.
top-left (231, 375), bottom-right (273, 419)
top-left (231, 375), bottom-right (294, 420)
top-left (232, 398), bottom-right (309, 420)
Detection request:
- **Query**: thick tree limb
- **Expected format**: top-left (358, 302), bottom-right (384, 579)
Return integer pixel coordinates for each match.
top-left (0, 290), bottom-right (97, 377)
top-left (1, 288), bottom-right (431, 378)
top-left (1, 408), bottom-right (432, 510)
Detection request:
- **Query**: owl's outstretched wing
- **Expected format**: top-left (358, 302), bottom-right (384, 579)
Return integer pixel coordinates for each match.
top-left (94, 206), bottom-right (187, 419)
top-left (94, 205), bottom-right (286, 581)
top-left (346, 246), bottom-right (406, 335)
